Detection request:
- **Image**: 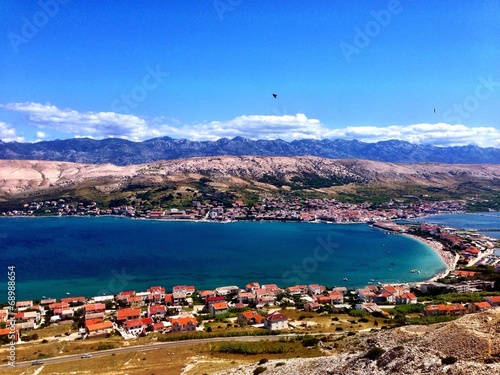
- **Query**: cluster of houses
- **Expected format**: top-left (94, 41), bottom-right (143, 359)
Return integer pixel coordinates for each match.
top-left (424, 296), bottom-right (500, 317)
top-left (353, 284), bottom-right (500, 317)
top-left (418, 224), bottom-right (498, 265)
top-left (146, 198), bottom-right (467, 223)
top-left (2, 276), bottom-right (499, 344)
top-left (356, 285), bottom-right (417, 308)
top-left (2, 196), bottom-right (468, 225)
top-left (0, 281), bottom-right (346, 341)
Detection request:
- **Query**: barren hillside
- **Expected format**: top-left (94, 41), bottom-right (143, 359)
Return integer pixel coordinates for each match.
top-left (214, 308), bottom-right (500, 375)
top-left (0, 156), bottom-right (498, 202)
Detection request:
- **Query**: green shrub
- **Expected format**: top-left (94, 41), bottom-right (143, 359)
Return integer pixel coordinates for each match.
top-left (97, 343), bottom-right (115, 350)
top-left (258, 358), bottom-right (269, 365)
top-left (254, 367), bottom-right (266, 375)
top-left (441, 356), bottom-right (457, 365)
top-left (301, 337), bottom-right (320, 347)
top-left (364, 347), bottom-right (386, 360)
top-left (216, 342), bottom-right (292, 355)
top-left (348, 309), bottom-right (367, 317)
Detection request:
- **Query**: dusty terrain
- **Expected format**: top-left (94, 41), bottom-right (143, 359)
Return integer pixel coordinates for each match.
top-left (214, 308), bottom-right (500, 375)
top-left (0, 157), bottom-right (499, 199)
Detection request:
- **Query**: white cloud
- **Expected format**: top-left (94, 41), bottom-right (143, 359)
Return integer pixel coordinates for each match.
top-left (166, 114), bottom-right (325, 141)
top-left (325, 123), bottom-right (500, 148)
top-left (1, 102), bottom-right (153, 142)
top-left (1, 102), bottom-right (499, 147)
top-left (0, 121), bottom-right (24, 142)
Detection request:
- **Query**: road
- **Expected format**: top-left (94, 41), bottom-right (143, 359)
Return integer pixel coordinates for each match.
top-left (1, 333), bottom-right (332, 369)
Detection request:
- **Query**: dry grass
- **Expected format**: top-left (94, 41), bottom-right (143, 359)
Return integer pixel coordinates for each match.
top-left (0, 309), bottom-right (389, 374)
top-left (34, 324), bottom-right (72, 339)
top-left (0, 339), bottom-right (325, 375)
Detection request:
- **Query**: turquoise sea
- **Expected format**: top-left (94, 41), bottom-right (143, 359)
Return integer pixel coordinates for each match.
top-left (417, 212), bottom-right (500, 239)
top-left (0, 217), bottom-right (446, 301)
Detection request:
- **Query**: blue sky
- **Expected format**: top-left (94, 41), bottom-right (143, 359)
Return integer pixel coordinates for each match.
top-left (0, 0), bottom-right (499, 146)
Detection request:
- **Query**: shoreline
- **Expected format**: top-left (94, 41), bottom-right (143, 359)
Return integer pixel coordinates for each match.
top-left (1, 218), bottom-right (471, 302)
top-left (404, 233), bottom-right (458, 283)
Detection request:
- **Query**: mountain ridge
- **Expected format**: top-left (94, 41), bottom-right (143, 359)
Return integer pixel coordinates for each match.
top-left (0, 156), bottom-right (499, 205)
top-left (1, 137), bottom-right (499, 165)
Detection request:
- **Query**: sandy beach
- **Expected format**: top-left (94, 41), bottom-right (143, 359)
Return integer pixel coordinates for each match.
top-left (405, 234), bottom-right (459, 282)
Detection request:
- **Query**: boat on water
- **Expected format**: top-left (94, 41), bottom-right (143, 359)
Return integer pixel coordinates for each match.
top-left (343, 277), bottom-right (348, 281)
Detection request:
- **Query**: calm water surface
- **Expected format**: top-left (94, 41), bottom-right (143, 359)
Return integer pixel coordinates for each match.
top-left (417, 212), bottom-right (500, 239)
top-left (0, 217), bottom-right (446, 300)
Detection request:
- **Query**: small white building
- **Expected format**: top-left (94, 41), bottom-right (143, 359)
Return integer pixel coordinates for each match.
top-left (264, 312), bottom-right (288, 331)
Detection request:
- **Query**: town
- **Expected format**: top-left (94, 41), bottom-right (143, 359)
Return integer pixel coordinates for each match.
top-left (1, 195), bottom-right (500, 368)
top-left (1, 220), bottom-right (499, 367)
top-left (1, 195), bottom-right (472, 223)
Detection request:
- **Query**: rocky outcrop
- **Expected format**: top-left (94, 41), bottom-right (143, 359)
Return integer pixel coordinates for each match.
top-left (0, 156), bottom-right (498, 198)
top-left (214, 308), bottom-right (500, 375)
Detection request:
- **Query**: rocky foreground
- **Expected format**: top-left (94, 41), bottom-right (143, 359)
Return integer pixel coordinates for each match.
top-left (215, 308), bottom-right (500, 375)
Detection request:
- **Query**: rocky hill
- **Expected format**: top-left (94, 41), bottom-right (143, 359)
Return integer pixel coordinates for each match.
top-left (214, 308), bottom-right (500, 375)
top-left (0, 157), bottom-right (499, 201)
top-left (1, 137), bottom-right (499, 165)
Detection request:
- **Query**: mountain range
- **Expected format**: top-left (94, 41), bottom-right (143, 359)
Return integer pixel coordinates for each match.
top-left (1, 137), bottom-right (499, 165)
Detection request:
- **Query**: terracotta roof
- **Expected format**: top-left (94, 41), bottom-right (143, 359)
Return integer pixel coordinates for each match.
top-left (152, 322), bottom-right (165, 330)
top-left (0, 328), bottom-right (16, 336)
top-left (329, 291), bottom-right (343, 298)
top-left (212, 302), bottom-right (228, 310)
top-left (124, 318), bottom-right (144, 328)
top-left (119, 290), bottom-right (135, 296)
top-left (262, 284), bottom-right (279, 290)
top-left (84, 303), bottom-right (105, 312)
top-left (85, 318), bottom-right (104, 327)
top-left (147, 286), bottom-right (165, 293)
top-left (87, 321), bottom-right (113, 332)
top-left (60, 296), bottom-right (85, 304)
top-left (173, 285), bottom-right (195, 292)
top-left (474, 301), bottom-right (492, 309)
top-left (265, 312), bottom-right (288, 322)
top-left (116, 308), bottom-right (141, 319)
top-left (170, 316), bottom-right (197, 326)
top-left (49, 302), bottom-right (69, 310)
top-left (240, 311), bottom-right (263, 323)
top-left (426, 304), bottom-right (465, 311)
top-left (148, 305), bottom-right (166, 314)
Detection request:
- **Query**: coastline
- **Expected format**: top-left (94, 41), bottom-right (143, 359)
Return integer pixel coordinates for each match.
top-left (404, 233), bottom-right (458, 283)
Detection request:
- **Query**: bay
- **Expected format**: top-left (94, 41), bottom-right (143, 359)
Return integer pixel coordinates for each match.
top-left (0, 217), bottom-right (446, 301)
top-left (416, 212), bottom-right (500, 239)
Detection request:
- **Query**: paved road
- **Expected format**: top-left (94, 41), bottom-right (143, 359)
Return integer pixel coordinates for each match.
top-left (2, 333), bottom-right (332, 369)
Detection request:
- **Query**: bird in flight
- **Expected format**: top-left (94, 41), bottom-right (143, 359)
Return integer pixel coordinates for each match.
top-left (272, 93), bottom-right (277, 98)
top-left (433, 108), bottom-right (436, 113)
